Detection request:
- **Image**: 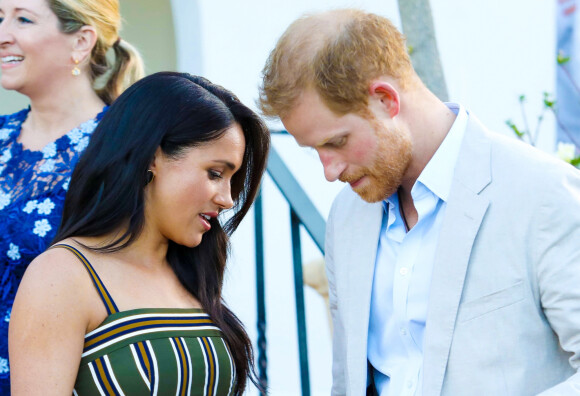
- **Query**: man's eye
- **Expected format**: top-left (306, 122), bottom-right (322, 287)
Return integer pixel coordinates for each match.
top-left (328, 137), bottom-right (347, 148)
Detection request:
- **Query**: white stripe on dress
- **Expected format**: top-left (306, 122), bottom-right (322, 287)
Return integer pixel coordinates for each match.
top-left (83, 325), bottom-right (219, 357)
top-left (85, 313), bottom-right (213, 337)
top-left (207, 338), bottom-right (220, 396)
top-left (88, 361), bottom-right (107, 396)
top-left (198, 338), bottom-right (210, 396)
top-left (146, 340), bottom-right (160, 396)
top-left (220, 337), bottom-right (235, 396)
top-left (129, 343), bottom-right (151, 390)
top-left (169, 338), bottom-right (182, 396)
top-left (182, 337), bottom-right (194, 396)
top-left (103, 355), bottom-right (126, 396)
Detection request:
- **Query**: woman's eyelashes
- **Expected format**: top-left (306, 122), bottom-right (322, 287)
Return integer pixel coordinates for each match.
top-left (0, 15), bottom-right (35, 25)
top-left (18, 16), bottom-right (34, 24)
top-left (208, 169), bottom-right (223, 180)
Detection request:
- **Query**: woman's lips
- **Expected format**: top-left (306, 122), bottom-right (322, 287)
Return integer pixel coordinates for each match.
top-left (199, 214), bottom-right (211, 231)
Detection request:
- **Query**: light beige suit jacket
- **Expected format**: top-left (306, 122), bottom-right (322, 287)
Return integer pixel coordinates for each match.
top-left (325, 115), bottom-right (580, 396)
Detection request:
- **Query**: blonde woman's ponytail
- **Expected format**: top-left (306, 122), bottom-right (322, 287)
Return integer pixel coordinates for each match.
top-left (96, 39), bottom-right (145, 104)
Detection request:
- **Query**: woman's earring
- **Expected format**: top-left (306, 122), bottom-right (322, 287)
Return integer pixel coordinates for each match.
top-left (145, 169), bottom-right (155, 185)
top-left (72, 59), bottom-right (80, 76)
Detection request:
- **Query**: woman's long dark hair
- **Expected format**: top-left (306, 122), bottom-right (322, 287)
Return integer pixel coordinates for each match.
top-left (53, 72), bottom-right (270, 394)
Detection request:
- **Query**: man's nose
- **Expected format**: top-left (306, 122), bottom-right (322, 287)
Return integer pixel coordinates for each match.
top-left (319, 151), bottom-right (346, 182)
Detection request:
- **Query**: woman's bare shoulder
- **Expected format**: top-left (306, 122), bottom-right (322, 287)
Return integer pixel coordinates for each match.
top-left (9, 241), bottom-right (96, 395)
top-left (27, 240), bottom-right (92, 282)
top-left (17, 239), bottom-right (97, 313)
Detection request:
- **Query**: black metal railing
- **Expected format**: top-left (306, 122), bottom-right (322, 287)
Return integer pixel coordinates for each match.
top-left (254, 133), bottom-right (326, 396)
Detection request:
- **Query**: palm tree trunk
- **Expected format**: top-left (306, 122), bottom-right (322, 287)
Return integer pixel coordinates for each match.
top-left (397, 0), bottom-right (449, 101)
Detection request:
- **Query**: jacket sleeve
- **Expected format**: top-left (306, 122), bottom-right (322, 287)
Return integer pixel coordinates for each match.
top-left (326, 199), bottom-right (347, 396)
top-left (536, 167), bottom-right (580, 395)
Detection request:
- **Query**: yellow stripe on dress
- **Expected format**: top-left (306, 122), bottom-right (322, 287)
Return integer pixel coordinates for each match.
top-left (95, 357), bottom-right (116, 395)
top-left (145, 340), bottom-right (160, 396)
top-left (136, 341), bottom-right (152, 384)
top-left (51, 244), bottom-right (118, 314)
top-left (129, 343), bottom-right (151, 390)
top-left (200, 337), bottom-right (218, 396)
top-left (103, 355), bottom-right (126, 396)
top-left (84, 317), bottom-right (214, 349)
top-left (176, 338), bottom-right (189, 396)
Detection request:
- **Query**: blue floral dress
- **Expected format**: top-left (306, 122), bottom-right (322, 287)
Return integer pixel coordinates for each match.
top-left (0, 107), bottom-right (106, 393)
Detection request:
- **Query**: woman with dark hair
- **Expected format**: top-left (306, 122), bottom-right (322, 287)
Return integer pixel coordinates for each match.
top-left (8, 72), bottom-right (270, 395)
top-left (0, 0), bottom-right (144, 389)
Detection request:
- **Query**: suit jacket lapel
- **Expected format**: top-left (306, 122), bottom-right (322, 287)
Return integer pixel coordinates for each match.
top-left (422, 116), bottom-right (492, 396)
top-left (342, 198), bottom-right (383, 394)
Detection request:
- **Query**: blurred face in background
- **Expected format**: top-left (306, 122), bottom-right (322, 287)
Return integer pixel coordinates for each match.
top-left (0, 0), bottom-right (76, 97)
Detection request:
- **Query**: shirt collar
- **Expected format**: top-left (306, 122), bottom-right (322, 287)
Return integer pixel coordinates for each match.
top-left (415, 103), bottom-right (468, 202)
top-left (383, 102), bottom-right (468, 213)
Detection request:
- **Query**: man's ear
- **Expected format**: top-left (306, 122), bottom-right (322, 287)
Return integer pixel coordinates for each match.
top-left (368, 80), bottom-right (400, 118)
top-left (71, 25), bottom-right (98, 65)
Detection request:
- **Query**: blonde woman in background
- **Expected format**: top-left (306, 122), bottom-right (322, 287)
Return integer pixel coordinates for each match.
top-left (0, 0), bottom-right (144, 391)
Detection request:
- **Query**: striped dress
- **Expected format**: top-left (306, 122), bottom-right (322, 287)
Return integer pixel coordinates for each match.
top-left (52, 244), bottom-right (236, 396)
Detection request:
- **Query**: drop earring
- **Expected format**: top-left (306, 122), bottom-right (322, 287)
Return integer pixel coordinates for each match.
top-left (72, 58), bottom-right (80, 76)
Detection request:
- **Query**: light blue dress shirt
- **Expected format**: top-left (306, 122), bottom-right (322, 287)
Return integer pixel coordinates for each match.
top-left (367, 103), bottom-right (468, 396)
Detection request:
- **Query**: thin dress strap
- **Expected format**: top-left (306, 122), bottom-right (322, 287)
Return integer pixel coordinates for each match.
top-left (50, 244), bottom-right (119, 315)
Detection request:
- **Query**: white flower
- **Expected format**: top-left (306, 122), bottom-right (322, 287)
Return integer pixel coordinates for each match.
top-left (0, 148), bottom-right (11, 163)
top-left (0, 357), bottom-right (8, 374)
top-left (74, 136), bottom-right (90, 152)
top-left (22, 199), bottom-right (38, 213)
top-left (42, 142), bottom-right (57, 158)
top-left (4, 308), bottom-right (10, 323)
top-left (62, 177), bottom-right (70, 191)
top-left (0, 128), bottom-right (11, 140)
top-left (556, 142), bottom-right (576, 163)
top-left (33, 219), bottom-right (52, 237)
top-left (39, 159), bottom-right (56, 173)
top-left (36, 198), bottom-right (55, 215)
top-left (80, 119), bottom-right (97, 134)
top-left (7, 243), bottom-right (20, 261)
top-left (67, 128), bottom-right (83, 144)
top-left (0, 191), bottom-right (10, 210)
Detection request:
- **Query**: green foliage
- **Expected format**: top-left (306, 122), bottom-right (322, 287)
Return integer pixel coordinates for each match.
top-left (506, 53), bottom-right (579, 168)
top-left (543, 92), bottom-right (556, 109)
top-left (557, 50), bottom-right (571, 65)
top-left (505, 120), bottom-right (524, 138)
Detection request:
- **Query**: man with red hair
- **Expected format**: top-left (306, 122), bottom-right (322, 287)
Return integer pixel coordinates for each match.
top-left (260, 8), bottom-right (580, 396)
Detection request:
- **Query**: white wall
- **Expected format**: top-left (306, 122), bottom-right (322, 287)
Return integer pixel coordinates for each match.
top-left (170, 1), bottom-right (556, 394)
